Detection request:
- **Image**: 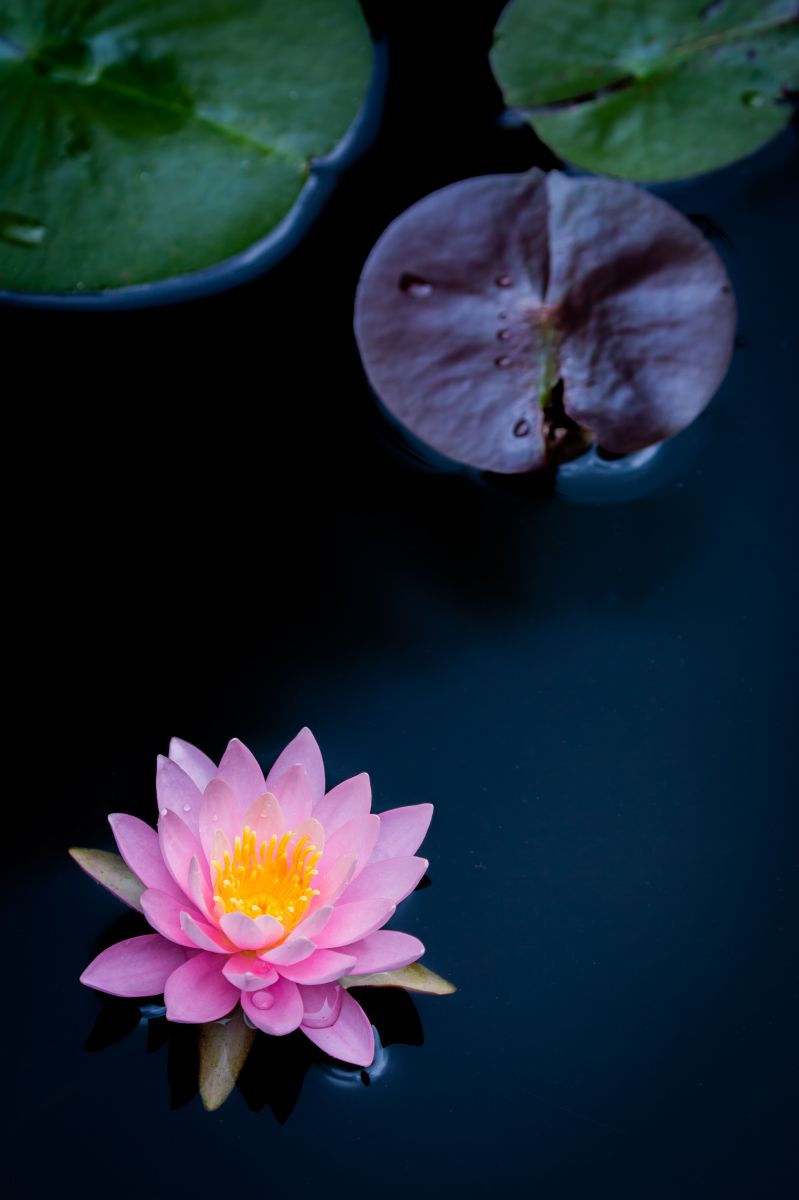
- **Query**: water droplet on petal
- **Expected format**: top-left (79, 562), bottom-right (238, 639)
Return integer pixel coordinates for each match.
top-left (514, 419), bottom-right (531, 437)
top-left (252, 990), bottom-right (275, 1011)
top-left (161, 808), bottom-right (168, 817)
top-left (399, 272), bottom-right (432, 297)
top-left (495, 274), bottom-right (513, 288)
top-left (497, 329), bottom-right (511, 341)
top-left (0, 211), bottom-right (46, 248)
top-left (495, 356), bottom-right (512, 368)
top-left (183, 803), bottom-right (192, 812)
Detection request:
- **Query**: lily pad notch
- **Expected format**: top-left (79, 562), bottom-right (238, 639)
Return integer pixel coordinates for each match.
top-left (491, 0), bottom-right (799, 181)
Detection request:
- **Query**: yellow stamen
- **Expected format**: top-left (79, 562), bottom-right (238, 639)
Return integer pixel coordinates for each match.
top-left (211, 825), bottom-right (320, 933)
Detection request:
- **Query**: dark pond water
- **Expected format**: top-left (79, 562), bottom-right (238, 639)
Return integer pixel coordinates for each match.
top-left (5, 4), bottom-right (798, 1198)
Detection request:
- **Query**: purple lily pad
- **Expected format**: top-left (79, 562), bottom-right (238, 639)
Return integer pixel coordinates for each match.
top-left (354, 170), bottom-right (736, 473)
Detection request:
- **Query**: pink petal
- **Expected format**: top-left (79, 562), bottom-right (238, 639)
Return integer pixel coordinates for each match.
top-left (261, 937), bottom-right (316, 966)
top-left (315, 899), bottom-right (396, 949)
top-left (342, 855), bottom-right (428, 905)
top-left (169, 736), bottom-right (217, 791)
top-left (278, 949), bottom-right (357, 985)
top-left (158, 809), bottom-right (205, 894)
top-left (270, 764), bottom-right (313, 828)
top-left (292, 905), bottom-right (333, 941)
top-left (219, 911), bottom-right (283, 951)
top-left (217, 738), bottom-right (266, 808)
top-left (345, 930), bottom-right (425, 974)
top-left (314, 853), bottom-right (357, 905)
top-left (140, 889), bottom-right (202, 948)
top-left (164, 952), bottom-right (239, 1023)
top-left (222, 953), bottom-right (279, 991)
top-left (156, 755), bottom-right (202, 835)
top-left (370, 804), bottom-right (433, 862)
top-left (297, 982), bottom-right (343, 1028)
top-left (313, 772), bottom-right (372, 837)
top-left (292, 816), bottom-right (325, 854)
top-left (180, 912), bottom-right (234, 954)
top-left (320, 814), bottom-right (381, 881)
top-left (241, 976), bottom-right (304, 1035)
top-left (241, 793), bottom-right (284, 845)
top-left (199, 777), bottom-right (241, 862)
top-left (81, 934), bottom-right (188, 997)
top-left (187, 856), bottom-right (215, 921)
top-left (301, 990), bottom-right (375, 1066)
top-left (266, 727), bottom-right (325, 804)
top-left (108, 813), bottom-right (177, 895)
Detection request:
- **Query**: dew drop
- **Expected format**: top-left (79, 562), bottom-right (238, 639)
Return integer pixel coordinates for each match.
top-left (212, 814), bottom-right (219, 822)
top-left (514, 419), bottom-right (531, 437)
top-left (495, 274), bottom-right (513, 288)
top-left (495, 356), bottom-right (512, 368)
top-left (497, 329), bottom-right (511, 342)
top-left (498, 312), bottom-right (508, 320)
top-left (183, 803), bottom-right (192, 812)
top-left (741, 89), bottom-right (764, 108)
top-left (161, 808), bottom-right (168, 817)
top-left (0, 211), bottom-right (46, 248)
top-left (399, 272), bottom-right (432, 297)
top-left (252, 990), bottom-right (275, 1011)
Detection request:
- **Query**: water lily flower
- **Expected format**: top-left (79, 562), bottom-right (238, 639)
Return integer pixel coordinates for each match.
top-left (79, 730), bottom-right (432, 1068)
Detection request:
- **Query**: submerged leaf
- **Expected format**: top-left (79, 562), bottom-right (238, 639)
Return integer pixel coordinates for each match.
top-left (342, 962), bottom-right (457, 995)
top-left (199, 1007), bottom-right (257, 1112)
top-left (354, 169), bottom-right (736, 472)
top-left (69, 847), bottom-right (145, 911)
top-left (492, 0), bottom-right (798, 181)
top-left (0, 0), bottom-right (372, 293)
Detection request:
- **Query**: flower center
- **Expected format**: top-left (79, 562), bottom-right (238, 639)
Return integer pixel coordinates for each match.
top-left (212, 826), bottom-right (321, 931)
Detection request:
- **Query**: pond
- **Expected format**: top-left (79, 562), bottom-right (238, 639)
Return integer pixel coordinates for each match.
top-left (5, 4), bottom-right (797, 1198)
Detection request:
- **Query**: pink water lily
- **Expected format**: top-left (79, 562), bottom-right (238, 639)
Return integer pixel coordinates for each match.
top-left (79, 730), bottom-right (432, 1068)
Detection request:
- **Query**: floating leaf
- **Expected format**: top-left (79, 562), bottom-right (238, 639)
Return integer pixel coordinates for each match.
top-left (354, 169), bottom-right (736, 472)
top-left (342, 962), bottom-right (457, 995)
top-left (492, 0), bottom-right (798, 180)
top-left (199, 1007), bottom-right (257, 1112)
top-left (69, 847), bottom-right (145, 911)
top-left (0, 0), bottom-right (372, 293)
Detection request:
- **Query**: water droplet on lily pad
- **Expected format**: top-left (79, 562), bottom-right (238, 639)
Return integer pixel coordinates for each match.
top-left (0, 212), bottom-right (46, 248)
top-left (399, 273), bottom-right (433, 297)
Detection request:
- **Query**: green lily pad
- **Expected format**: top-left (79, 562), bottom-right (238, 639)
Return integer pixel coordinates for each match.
top-left (0, 0), bottom-right (372, 293)
top-left (492, 0), bottom-right (798, 180)
top-left (342, 962), bottom-right (457, 995)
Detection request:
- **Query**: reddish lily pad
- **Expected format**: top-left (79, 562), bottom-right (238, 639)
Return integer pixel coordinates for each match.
top-left (354, 169), bottom-right (736, 472)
